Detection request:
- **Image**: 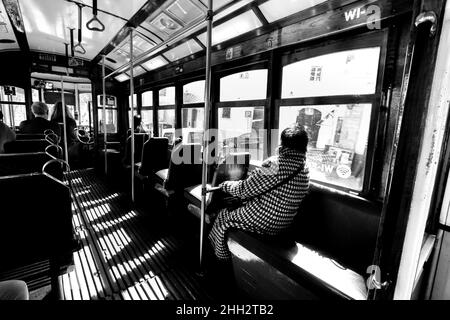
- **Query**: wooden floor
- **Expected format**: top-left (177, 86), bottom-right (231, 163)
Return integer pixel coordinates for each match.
top-left (1, 168), bottom-right (214, 300)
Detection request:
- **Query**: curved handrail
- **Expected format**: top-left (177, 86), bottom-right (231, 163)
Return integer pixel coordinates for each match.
top-left (44, 129), bottom-right (55, 136)
top-left (74, 127), bottom-right (94, 145)
top-left (45, 144), bottom-right (63, 160)
top-left (42, 158), bottom-right (71, 186)
top-left (45, 132), bottom-right (60, 145)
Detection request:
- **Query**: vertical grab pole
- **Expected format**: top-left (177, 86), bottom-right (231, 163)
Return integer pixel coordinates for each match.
top-left (102, 55), bottom-right (107, 176)
top-left (75, 83), bottom-right (80, 124)
top-left (199, 0), bottom-right (213, 270)
top-left (60, 77), bottom-right (69, 165)
top-left (129, 28), bottom-right (135, 203)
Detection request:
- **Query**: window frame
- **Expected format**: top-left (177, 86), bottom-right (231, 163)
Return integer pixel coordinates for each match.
top-left (0, 85), bottom-right (26, 128)
top-left (276, 30), bottom-right (389, 197)
top-left (215, 62), bottom-right (270, 162)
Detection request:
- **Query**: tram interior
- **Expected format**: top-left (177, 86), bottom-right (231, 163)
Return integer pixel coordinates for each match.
top-left (1, 0), bottom-right (450, 301)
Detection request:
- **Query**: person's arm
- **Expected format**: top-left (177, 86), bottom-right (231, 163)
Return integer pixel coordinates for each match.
top-left (220, 158), bottom-right (279, 200)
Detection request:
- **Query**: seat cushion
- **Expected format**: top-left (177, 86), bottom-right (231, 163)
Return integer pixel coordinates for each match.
top-left (227, 230), bottom-right (367, 300)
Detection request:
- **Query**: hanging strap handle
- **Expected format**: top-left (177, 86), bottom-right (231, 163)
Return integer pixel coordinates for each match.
top-left (86, 0), bottom-right (105, 32)
top-left (74, 4), bottom-right (86, 54)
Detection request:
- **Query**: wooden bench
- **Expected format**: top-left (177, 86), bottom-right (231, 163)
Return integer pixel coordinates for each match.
top-left (227, 183), bottom-right (381, 300)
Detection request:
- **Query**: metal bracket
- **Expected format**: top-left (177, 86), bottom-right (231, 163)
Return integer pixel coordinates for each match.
top-left (415, 11), bottom-right (438, 37)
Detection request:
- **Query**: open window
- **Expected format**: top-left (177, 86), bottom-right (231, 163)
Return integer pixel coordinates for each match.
top-left (97, 95), bottom-right (118, 134)
top-left (141, 91), bottom-right (153, 134)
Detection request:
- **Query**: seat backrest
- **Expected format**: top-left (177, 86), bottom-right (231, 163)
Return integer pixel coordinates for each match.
top-left (16, 134), bottom-right (45, 140)
top-left (3, 139), bottom-right (50, 153)
top-left (211, 152), bottom-right (251, 186)
top-left (165, 142), bottom-right (202, 190)
top-left (0, 152), bottom-right (52, 176)
top-left (122, 133), bottom-right (149, 165)
top-left (140, 137), bottom-right (169, 176)
top-left (0, 173), bottom-right (73, 271)
top-left (294, 183), bottom-right (381, 275)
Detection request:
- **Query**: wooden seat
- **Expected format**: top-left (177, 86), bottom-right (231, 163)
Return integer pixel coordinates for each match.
top-left (4, 139), bottom-right (50, 153)
top-left (0, 152), bottom-right (52, 176)
top-left (227, 183), bottom-right (381, 300)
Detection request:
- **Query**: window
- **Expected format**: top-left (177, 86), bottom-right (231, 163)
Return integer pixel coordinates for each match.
top-left (158, 109), bottom-right (175, 144)
top-left (97, 95), bottom-right (118, 133)
top-left (142, 110), bottom-right (153, 134)
top-left (217, 69), bottom-right (267, 162)
top-left (220, 70), bottom-right (268, 101)
top-left (78, 93), bottom-right (92, 127)
top-left (142, 91), bottom-right (153, 107)
top-left (0, 86), bottom-right (26, 128)
top-left (183, 80), bottom-right (205, 104)
top-left (278, 44), bottom-right (382, 192)
top-left (159, 87), bottom-right (175, 106)
top-left (142, 91), bottom-right (153, 134)
top-left (282, 47), bottom-right (381, 98)
top-left (32, 88), bottom-right (40, 102)
top-left (182, 108), bottom-right (204, 144)
top-left (279, 104), bottom-right (372, 191)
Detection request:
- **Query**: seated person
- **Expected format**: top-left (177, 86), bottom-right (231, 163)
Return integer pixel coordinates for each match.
top-left (126, 115), bottom-right (147, 136)
top-left (19, 102), bottom-right (61, 136)
top-left (49, 101), bottom-right (77, 147)
top-left (0, 280), bottom-right (29, 300)
top-left (0, 110), bottom-right (16, 153)
top-left (208, 124), bottom-right (310, 261)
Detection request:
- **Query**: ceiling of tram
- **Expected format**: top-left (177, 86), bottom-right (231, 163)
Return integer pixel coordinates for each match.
top-left (20, 0), bottom-right (147, 60)
top-left (0, 0), bottom-right (332, 81)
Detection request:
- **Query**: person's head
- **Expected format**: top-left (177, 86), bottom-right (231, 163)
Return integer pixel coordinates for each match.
top-left (134, 115), bottom-right (142, 129)
top-left (280, 124), bottom-right (309, 153)
top-left (50, 101), bottom-right (73, 121)
top-left (31, 101), bottom-right (49, 119)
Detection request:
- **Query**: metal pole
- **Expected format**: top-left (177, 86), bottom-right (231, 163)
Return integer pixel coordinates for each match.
top-left (104, 15), bottom-right (206, 80)
top-left (75, 83), bottom-right (80, 123)
top-left (129, 28), bottom-right (136, 203)
top-left (199, 0), bottom-right (213, 270)
top-left (102, 55), bottom-right (108, 176)
top-left (60, 77), bottom-right (69, 164)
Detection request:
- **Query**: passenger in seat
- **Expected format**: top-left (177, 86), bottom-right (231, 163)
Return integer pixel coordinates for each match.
top-left (19, 102), bottom-right (61, 136)
top-left (50, 101), bottom-right (77, 146)
top-left (0, 110), bottom-right (16, 153)
top-left (127, 115), bottom-right (147, 136)
top-left (208, 124), bottom-right (310, 261)
top-left (0, 280), bottom-right (29, 300)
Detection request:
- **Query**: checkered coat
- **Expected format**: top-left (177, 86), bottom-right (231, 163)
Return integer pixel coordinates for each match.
top-left (208, 148), bottom-right (310, 260)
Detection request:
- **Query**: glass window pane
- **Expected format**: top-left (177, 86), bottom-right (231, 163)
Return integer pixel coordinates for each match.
top-left (182, 107), bottom-right (204, 144)
top-left (197, 11), bottom-right (263, 46)
top-left (13, 105), bottom-right (26, 126)
top-left (98, 109), bottom-right (118, 133)
top-left (167, 0), bottom-right (204, 25)
top-left (0, 86), bottom-right (25, 103)
top-left (214, 0), bottom-right (253, 20)
top-left (278, 104), bottom-right (372, 191)
top-left (183, 80), bottom-right (205, 104)
top-left (259, 0), bottom-right (328, 23)
top-left (159, 87), bottom-right (175, 106)
top-left (32, 88), bottom-right (40, 102)
top-left (142, 110), bottom-right (153, 134)
top-left (141, 56), bottom-right (168, 71)
top-left (220, 70), bottom-right (268, 102)
top-left (142, 91), bottom-right (153, 107)
top-left (115, 74), bottom-right (130, 82)
top-left (126, 66), bottom-right (147, 77)
top-left (0, 105), bottom-right (13, 127)
top-left (79, 93), bottom-right (92, 127)
top-left (163, 39), bottom-right (203, 62)
top-left (158, 109), bottom-right (175, 144)
top-left (218, 106), bottom-right (265, 161)
top-left (128, 94), bottom-right (137, 111)
top-left (282, 48), bottom-right (381, 98)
